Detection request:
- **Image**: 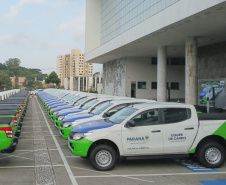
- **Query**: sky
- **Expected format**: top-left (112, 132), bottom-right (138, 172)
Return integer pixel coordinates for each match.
top-left (0, 0), bottom-right (102, 74)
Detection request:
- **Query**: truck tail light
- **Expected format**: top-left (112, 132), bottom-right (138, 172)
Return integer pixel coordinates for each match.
top-left (17, 112), bottom-right (21, 118)
top-left (0, 127), bottom-right (13, 138)
top-left (13, 117), bottom-right (18, 126)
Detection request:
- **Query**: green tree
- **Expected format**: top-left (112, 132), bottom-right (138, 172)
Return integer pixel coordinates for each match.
top-left (0, 71), bottom-right (12, 91)
top-left (0, 63), bottom-right (7, 70)
top-left (23, 76), bottom-right (35, 90)
top-left (5, 58), bottom-right (21, 68)
top-left (45, 71), bottom-right (61, 88)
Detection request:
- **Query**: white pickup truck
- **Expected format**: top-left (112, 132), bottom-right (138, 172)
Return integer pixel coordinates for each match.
top-left (68, 102), bottom-right (226, 171)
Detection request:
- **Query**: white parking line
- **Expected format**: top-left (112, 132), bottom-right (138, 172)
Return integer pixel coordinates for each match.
top-left (0, 151), bottom-right (34, 159)
top-left (74, 171), bottom-right (226, 178)
top-left (36, 97), bottom-right (78, 185)
top-left (70, 166), bottom-right (155, 183)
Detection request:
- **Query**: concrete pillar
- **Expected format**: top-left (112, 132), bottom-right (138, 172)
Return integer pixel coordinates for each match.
top-left (185, 37), bottom-right (197, 105)
top-left (86, 77), bottom-right (89, 91)
top-left (70, 77), bottom-right (73, 91)
top-left (82, 77), bottom-right (85, 91)
top-left (157, 46), bottom-right (167, 102)
top-left (95, 77), bottom-right (97, 89)
top-left (78, 77), bottom-right (80, 91)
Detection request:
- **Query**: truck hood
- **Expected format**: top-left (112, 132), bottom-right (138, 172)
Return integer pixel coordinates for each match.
top-left (53, 106), bottom-right (74, 111)
top-left (50, 104), bottom-right (68, 108)
top-left (71, 119), bottom-right (113, 133)
top-left (63, 113), bottom-right (93, 122)
top-left (48, 101), bottom-right (64, 105)
top-left (199, 92), bottom-right (207, 97)
top-left (58, 109), bottom-right (82, 116)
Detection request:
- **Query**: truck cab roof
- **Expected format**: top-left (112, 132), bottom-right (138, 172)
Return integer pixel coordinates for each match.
top-left (129, 102), bottom-right (194, 110)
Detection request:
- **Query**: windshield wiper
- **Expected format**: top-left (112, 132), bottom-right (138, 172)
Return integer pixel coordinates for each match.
top-left (106, 118), bottom-right (114, 124)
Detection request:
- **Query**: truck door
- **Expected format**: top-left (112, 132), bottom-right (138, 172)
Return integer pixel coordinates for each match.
top-left (121, 109), bottom-right (163, 155)
top-left (161, 108), bottom-right (198, 154)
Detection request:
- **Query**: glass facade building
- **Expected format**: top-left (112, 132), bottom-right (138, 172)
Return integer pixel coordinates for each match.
top-left (101, 0), bottom-right (179, 44)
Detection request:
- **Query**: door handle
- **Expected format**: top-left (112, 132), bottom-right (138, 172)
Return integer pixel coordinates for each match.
top-left (151, 130), bottom-right (161, 133)
top-left (184, 127), bottom-right (194, 130)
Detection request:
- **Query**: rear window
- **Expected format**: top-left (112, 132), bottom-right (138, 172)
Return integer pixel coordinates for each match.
top-left (163, 108), bottom-right (191, 124)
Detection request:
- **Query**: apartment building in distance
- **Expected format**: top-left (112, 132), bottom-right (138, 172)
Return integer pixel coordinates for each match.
top-left (56, 49), bottom-right (93, 91)
top-left (10, 76), bottom-right (26, 90)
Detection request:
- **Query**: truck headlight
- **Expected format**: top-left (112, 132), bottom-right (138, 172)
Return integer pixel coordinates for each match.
top-left (63, 122), bottom-right (72, 128)
top-left (53, 111), bottom-right (59, 115)
top-left (72, 121), bottom-right (78, 125)
top-left (72, 132), bottom-right (92, 141)
top-left (58, 116), bottom-right (65, 120)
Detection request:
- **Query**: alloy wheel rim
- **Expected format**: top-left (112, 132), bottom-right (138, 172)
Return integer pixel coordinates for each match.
top-left (95, 150), bottom-right (112, 167)
top-left (205, 147), bottom-right (221, 164)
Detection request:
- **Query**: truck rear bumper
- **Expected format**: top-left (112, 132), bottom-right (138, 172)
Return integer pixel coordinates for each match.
top-left (1, 138), bottom-right (17, 153)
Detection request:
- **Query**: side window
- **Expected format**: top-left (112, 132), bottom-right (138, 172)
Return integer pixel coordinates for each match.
top-left (93, 101), bottom-right (107, 109)
top-left (163, 108), bottom-right (191, 124)
top-left (108, 104), bottom-right (127, 116)
top-left (132, 109), bottom-right (159, 127)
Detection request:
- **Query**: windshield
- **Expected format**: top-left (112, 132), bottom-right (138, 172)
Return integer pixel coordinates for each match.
top-left (69, 96), bottom-right (80, 104)
top-left (74, 98), bottom-right (87, 106)
top-left (202, 88), bottom-right (210, 93)
top-left (109, 107), bottom-right (137, 124)
top-left (81, 99), bottom-right (99, 110)
top-left (91, 102), bottom-right (113, 115)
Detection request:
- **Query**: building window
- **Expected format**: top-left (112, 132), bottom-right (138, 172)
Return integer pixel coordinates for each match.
top-left (151, 82), bottom-right (157, 89)
top-left (138, 82), bottom-right (146, 89)
top-left (171, 58), bottom-right (185, 65)
top-left (152, 57), bottom-right (157, 65)
top-left (171, 82), bottom-right (179, 90)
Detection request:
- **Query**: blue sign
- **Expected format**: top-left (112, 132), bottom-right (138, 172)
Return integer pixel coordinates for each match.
top-left (200, 180), bottom-right (226, 185)
top-left (174, 158), bottom-right (218, 172)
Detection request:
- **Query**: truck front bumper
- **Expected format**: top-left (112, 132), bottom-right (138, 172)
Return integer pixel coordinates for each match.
top-left (60, 126), bottom-right (72, 139)
top-left (68, 138), bottom-right (93, 157)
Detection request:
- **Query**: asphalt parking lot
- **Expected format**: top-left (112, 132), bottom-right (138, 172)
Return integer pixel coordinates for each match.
top-left (0, 96), bottom-right (226, 185)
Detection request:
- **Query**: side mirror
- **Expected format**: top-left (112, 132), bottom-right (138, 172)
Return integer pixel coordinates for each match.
top-left (125, 120), bottom-right (135, 128)
top-left (103, 112), bottom-right (111, 118)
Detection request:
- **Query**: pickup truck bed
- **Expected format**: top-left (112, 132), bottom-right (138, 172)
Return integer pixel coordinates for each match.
top-left (198, 113), bottom-right (226, 120)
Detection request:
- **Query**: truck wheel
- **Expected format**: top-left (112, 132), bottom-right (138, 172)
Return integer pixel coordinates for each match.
top-left (4, 148), bottom-right (16, 153)
top-left (80, 156), bottom-right (87, 159)
top-left (197, 142), bottom-right (225, 168)
top-left (89, 144), bottom-right (117, 171)
top-left (189, 154), bottom-right (197, 161)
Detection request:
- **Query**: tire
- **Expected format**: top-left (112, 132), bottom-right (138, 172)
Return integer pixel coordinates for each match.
top-left (197, 142), bottom-right (225, 168)
top-left (89, 144), bottom-right (117, 171)
top-left (4, 147), bottom-right (16, 153)
top-left (189, 154), bottom-right (197, 161)
top-left (80, 156), bottom-right (87, 159)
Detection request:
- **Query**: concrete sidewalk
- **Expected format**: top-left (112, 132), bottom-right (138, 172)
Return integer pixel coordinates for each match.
top-left (0, 96), bottom-right (74, 185)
